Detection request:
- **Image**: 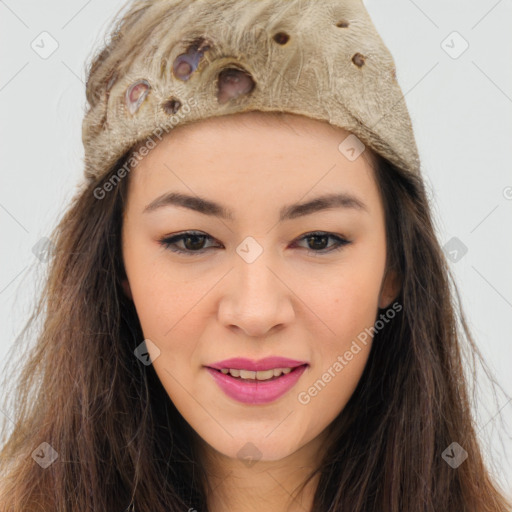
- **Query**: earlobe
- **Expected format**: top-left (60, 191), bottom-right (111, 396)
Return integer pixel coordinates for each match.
top-left (121, 278), bottom-right (133, 300)
top-left (378, 269), bottom-right (401, 309)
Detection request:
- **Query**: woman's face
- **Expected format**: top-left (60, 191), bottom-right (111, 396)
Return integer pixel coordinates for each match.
top-left (121, 111), bottom-right (398, 463)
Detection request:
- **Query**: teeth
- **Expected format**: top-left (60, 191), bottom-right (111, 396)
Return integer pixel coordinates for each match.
top-left (240, 369), bottom-right (257, 379)
top-left (219, 367), bottom-right (295, 380)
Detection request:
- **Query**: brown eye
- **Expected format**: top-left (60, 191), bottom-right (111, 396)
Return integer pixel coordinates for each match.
top-left (182, 234), bottom-right (207, 251)
top-left (159, 232), bottom-right (220, 255)
top-left (306, 234), bottom-right (330, 251)
top-left (294, 232), bottom-right (351, 254)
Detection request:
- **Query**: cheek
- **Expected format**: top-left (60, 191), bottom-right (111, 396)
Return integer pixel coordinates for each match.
top-left (296, 278), bottom-right (380, 435)
top-left (122, 240), bottom-right (205, 355)
top-left (301, 273), bottom-right (379, 393)
top-left (130, 275), bottom-right (205, 347)
top-left (329, 272), bottom-right (382, 341)
top-left (128, 269), bottom-right (208, 403)
top-left (297, 239), bottom-right (385, 415)
top-left (297, 341), bottom-right (371, 444)
top-left (307, 249), bottom-right (385, 351)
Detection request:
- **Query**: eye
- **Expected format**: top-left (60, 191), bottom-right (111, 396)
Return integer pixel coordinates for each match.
top-left (158, 231), bottom-right (351, 256)
top-left (158, 231), bottom-right (220, 255)
top-left (292, 231), bottom-right (351, 255)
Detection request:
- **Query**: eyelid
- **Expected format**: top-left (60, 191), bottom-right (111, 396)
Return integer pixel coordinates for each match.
top-left (291, 231), bottom-right (351, 254)
top-left (158, 230), bottom-right (221, 254)
top-left (158, 230), bottom-right (351, 255)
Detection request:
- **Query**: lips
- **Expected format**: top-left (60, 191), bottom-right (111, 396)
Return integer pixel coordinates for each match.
top-left (205, 365), bottom-right (308, 404)
top-left (206, 356), bottom-right (308, 372)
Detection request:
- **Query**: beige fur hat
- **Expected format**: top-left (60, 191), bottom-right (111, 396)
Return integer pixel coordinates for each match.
top-left (82, 0), bottom-right (421, 182)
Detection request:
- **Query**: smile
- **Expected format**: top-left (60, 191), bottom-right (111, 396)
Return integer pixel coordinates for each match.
top-left (219, 367), bottom-right (293, 380)
top-left (205, 362), bottom-right (309, 404)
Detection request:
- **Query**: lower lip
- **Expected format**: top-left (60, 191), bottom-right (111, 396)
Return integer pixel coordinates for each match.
top-left (205, 365), bottom-right (308, 404)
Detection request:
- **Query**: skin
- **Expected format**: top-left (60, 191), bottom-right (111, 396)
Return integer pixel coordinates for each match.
top-left (120, 111), bottom-right (399, 512)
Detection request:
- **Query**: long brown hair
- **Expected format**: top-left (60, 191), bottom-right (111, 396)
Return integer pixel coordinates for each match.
top-left (1, 5), bottom-right (511, 512)
top-left (1, 145), bottom-right (510, 511)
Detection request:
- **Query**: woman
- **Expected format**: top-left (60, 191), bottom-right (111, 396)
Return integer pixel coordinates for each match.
top-left (0, 0), bottom-right (510, 511)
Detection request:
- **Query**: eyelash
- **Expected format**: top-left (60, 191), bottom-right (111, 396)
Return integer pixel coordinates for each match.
top-left (158, 230), bottom-right (351, 256)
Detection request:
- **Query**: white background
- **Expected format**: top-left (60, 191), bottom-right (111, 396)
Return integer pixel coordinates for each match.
top-left (1, 0), bottom-right (511, 497)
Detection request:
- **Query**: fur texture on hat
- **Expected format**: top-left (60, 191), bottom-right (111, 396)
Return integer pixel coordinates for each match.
top-left (82, 0), bottom-right (421, 182)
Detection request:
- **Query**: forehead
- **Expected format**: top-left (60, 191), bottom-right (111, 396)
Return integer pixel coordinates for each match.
top-left (126, 111), bottom-right (379, 207)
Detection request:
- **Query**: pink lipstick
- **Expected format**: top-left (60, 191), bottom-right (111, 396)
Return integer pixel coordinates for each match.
top-left (205, 357), bottom-right (309, 404)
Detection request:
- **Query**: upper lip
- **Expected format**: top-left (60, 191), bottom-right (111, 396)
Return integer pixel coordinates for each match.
top-left (206, 357), bottom-right (308, 371)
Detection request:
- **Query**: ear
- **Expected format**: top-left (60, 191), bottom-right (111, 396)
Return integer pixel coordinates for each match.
top-left (121, 278), bottom-right (133, 300)
top-left (378, 269), bottom-right (401, 309)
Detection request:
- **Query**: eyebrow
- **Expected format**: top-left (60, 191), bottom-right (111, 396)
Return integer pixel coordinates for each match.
top-left (143, 191), bottom-right (368, 221)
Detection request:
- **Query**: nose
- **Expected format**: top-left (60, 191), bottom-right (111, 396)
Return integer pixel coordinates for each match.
top-left (217, 248), bottom-right (295, 338)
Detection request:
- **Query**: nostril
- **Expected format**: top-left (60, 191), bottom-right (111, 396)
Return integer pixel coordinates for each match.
top-left (217, 67), bottom-right (255, 104)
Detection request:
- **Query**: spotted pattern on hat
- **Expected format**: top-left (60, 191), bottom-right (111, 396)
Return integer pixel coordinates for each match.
top-left (217, 67), bottom-right (256, 105)
top-left (125, 79), bottom-right (151, 115)
top-left (172, 36), bottom-right (213, 81)
top-left (273, 32), bottom-right (290, 45)
top-left (352, 53), bottom-right (366, 67)
top-left (162, 98), bottom-right (182, 114)
top-left (81, 0), bottom-right (422, 183)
